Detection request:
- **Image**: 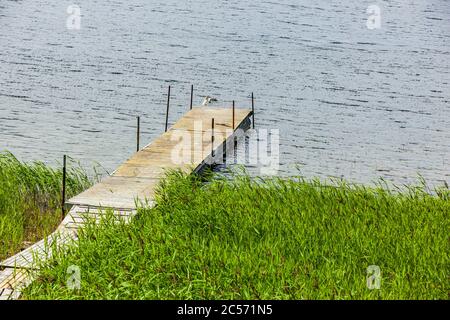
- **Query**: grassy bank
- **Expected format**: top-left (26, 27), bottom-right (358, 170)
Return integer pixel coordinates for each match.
top-left (0, 152), bottom-right (91, 261)
top-left (23, 171), bottom-right (449, 299)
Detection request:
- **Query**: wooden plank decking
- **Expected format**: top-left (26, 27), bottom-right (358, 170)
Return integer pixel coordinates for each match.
top-left (0, 106), bottom-right (252, 300)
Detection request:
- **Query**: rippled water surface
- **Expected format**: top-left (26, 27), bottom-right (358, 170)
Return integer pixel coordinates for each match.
top-left (0, 0), bottom-right (449, 186)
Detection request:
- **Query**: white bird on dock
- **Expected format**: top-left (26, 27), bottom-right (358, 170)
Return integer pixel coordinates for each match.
top-left (201, 96), bottom-right (218, 106)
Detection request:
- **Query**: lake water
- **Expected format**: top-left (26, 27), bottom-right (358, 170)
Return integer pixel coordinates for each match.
top-left (0, 0), bottom-right (449, 187)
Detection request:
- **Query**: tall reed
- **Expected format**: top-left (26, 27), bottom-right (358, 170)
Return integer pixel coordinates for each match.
top-left (24, 170), bottom-right (449, 299)
top-left (0, 151), bottom-right (91, 260)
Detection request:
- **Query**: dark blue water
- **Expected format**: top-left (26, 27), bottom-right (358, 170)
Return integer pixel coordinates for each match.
top-left (0, 0), bottom-right (449, 186)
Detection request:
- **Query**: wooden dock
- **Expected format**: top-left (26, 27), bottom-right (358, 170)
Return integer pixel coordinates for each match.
top-left (0, 105), bottom-right (252, 300)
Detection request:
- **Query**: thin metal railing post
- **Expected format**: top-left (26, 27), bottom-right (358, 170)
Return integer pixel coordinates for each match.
top-left (251, 92), bottom-right (255, 129)
top-left (136, 116), bottom-right (140, 152)
top-left (211, 118), bottom-right (215, 159)
top-left (165, 85), bottom-right (171, 132)
top-left (232, 100), bottom-right (235, 130)
top-left (190, 85), bottom-right (193, 110)
top-left (62, 154), bottom-right (67, 220)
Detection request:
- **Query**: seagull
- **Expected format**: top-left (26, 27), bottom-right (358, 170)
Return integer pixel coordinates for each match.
top-left (201, 96), bottom-right (218, 106)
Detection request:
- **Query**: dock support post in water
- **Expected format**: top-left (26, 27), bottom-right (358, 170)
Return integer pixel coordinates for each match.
top-left (61, 154), bottom-right (66, 220)
top-left (165, 85), bottom-right (171, 132)
top-left (136, 116), bottom-right (140, 152)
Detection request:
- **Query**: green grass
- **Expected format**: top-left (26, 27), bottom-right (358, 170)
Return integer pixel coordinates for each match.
top-left (0, 151), bottom-right (91, 261)
top-left (23, 170), bottom-right (449, 300)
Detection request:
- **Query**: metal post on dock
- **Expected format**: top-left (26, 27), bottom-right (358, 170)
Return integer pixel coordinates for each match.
top-left (136, 116), bottom-right (140, 152)
top-left (251, 92), bottom-right (255, 129)
top-left (232, 100), bottom-right (237, 149)
top-left (165, 85), bottom-right (171, 132)
top-left (62, 154), bottom-right (66, 220)
top-left (232, 100), bottom-right (235, 130)
top-left (190, 85), bottom-right (193, 110)
top-left (211, 118), bottom-right (215, 158)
